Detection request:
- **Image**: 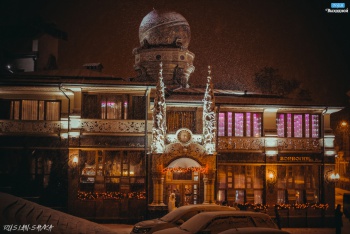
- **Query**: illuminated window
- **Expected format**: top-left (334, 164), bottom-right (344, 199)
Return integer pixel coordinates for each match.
top-left (218, 112), bottom-right (262, 137)
top-left (79, 150), bottom-right (145, 192)
top-left (83, 93), bottom-right (146, 120)
top-left (218, 113), bottom-right (225, 136)
top-left (277, 113), bottom-right (320, 138)
top-left (167, 111), bottom-right (196, 133)
top-left (101, 96), bottom-right (124, 119)
top-left (217, 165), bottom-right (264, 205)
top-left (7, 100), bottom-right (60, 120)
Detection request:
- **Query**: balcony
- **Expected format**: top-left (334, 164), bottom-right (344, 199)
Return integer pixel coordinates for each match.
top-left (218, 137), bottom-right (323, 152)
top-left (0, 120), bottom-right (61, 135)
top-left (0, 119), bottom-right (153, 136)
top-left (79, 119), bottom-right (152, 134)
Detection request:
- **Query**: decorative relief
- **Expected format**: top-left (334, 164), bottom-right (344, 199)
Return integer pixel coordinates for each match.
top-left (217, 137), bottom-right (265, 150)
top-left (202, 66), bottom-right (217, 154)
top-left (151, 63), bottom-right (167, 153)
top-left (0, 121), bottom-right (60, 134)
top-left (217, 137), bottom-right (322, 152)
top-left (80, 120), bottom-right (149, 133)
top-left (277, 138), bottom-right (322, 151)
top-left (164, 142), bottom-right (205, 157)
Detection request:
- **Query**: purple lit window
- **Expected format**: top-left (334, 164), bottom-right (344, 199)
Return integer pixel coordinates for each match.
top-left (277, 114), bottom-right (285, 137)
top-left (227, 112), bottom-right (233, 136)
top-left (253, 113), bottom-right (262, 137)
top-left (218, 113), bottom-right (225, 136)
top-left (218, 112), bottom-right (262, 137)
top-left (235, 113), bottom-right (244, 137)
top-left (305, 114), bottom-right (310, 138)
top-left (287, 114), bottom-right (292, 137)
top-left (312, 115), bottom-right (319, 138)
top-left (294, 114), bottom-right (303, 138)
top-left (246, 113), bottom-right (251, 137)
top-left (277, 113), bottom-right (320, 138)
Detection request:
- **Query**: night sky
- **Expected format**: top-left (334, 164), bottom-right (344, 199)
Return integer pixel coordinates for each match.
top-left (1, 0), bottom-right (349, 105)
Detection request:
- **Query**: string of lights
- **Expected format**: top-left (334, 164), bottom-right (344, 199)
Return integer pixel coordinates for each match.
top-left (162, 166), bottom-right (208, 173)
top-left (77, 191), bottom-right (146, 200)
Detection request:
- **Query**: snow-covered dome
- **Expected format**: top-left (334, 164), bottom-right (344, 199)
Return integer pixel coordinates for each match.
top-left (139, 9), bottom-right (191, 49)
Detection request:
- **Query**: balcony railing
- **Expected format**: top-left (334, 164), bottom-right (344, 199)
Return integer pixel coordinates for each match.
top-left (277, 138), bottom-right (322, 151)
top-left (80, 119), bottom-right (152, 134)
top-left (0, 119), bottom-right (325, 153)
top-left (218, 137), bottom-right (323, 152)
top-left (218, 137), bottom-right (265, 151)
top-left (0, 120), bottom-right (61, 135)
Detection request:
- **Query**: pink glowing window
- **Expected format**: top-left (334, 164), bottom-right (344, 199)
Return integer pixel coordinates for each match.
top-left (235, 113), bottom-right (244, 137)
top-left (312, 115), bottom-right (319, 138)
top-left (287, 114), bottom-right (292, 137)
top-left (227, 112), bottom-right (233, 136)
top-left (246, 113), bottom-right (251, 137)
top-left (218, 113), bottom-right (225, 136)
top-left (305, 114), bottom-right (310, 138)
top-left (277, 114), bottom-right (285, 137)
top-left (294, 114), bottom-right (303, 138)
top-left (253, 113), bottom-right (261, 137)
top-left (277, 113), bottom-right (320, 138)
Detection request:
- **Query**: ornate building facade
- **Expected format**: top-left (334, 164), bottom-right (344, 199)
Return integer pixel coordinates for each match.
top-left (0, 9), bottom-right (342, 224)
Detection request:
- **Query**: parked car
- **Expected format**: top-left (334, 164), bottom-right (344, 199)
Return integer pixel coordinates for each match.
top-left (218, 227), bottom-right (290, 234)
top-left (130, 204), bottom-right (237, 234)
top-left (153, 211), bottom-right (279, 234)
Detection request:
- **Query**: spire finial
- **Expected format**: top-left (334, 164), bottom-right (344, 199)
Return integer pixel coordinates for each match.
top-left (207, 65), bottom-right (212, 82)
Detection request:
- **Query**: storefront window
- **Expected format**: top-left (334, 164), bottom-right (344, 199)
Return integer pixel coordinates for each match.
top-left (217, 165), bottom-right (264, 205)
top-left (277, 165), bottom-right (319, 204)
top-left (79, 150), bottom-right (145, 192)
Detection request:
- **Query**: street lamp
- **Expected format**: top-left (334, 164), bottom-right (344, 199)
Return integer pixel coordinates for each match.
top-left (267, 169), bottom-right (277, 193)
top-left (325, 169), bottom-right (340, 183)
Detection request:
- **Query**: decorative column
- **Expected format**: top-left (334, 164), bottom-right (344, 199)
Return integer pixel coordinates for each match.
top-left (203, 171), bottom-right (216, 204)
top-left (149, 63), bottom-right (167, 217)
top-left (150, 172), bottom-right (166, 205)
top-left (151, 62), bottom-right (166, 153)
top-left (203, 65), bottom-right (217, 155)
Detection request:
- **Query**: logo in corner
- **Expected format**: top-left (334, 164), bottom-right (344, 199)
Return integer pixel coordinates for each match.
top-left (325, 2), bottom-right (348, 13)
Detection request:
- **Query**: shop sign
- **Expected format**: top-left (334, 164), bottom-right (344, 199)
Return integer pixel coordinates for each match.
top-left (279, 156), bottom-right (313, 162)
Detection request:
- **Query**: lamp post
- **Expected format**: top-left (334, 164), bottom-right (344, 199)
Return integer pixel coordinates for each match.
top-left (341, 121), bottom-right (349, 159)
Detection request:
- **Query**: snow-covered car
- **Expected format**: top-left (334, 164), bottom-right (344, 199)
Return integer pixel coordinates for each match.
top-left (130, 204), bottom-right (237, 234)
top-left (218, 227), bottom-right (290, 234)
top-left (153, 211), bottom-right (279, 234)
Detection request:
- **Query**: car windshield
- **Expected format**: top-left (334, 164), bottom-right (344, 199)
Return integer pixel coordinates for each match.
top-left (179, 213), bottom-right (214, 233)
top-left (252, 216), bottom-right (277, 228)
top-left (160, 207), bottom-right (193, 222)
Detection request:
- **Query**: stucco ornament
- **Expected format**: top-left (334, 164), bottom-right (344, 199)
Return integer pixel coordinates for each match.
top-left (202, 66), bottom-right (217, 154)
top-left (151, 62), bottom-right (167, 153)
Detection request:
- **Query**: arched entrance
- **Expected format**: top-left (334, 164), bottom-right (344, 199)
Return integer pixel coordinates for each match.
top-left (163, 157), bottom-right (205, 207)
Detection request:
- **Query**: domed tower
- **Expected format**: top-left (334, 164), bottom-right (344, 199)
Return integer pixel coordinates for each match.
top-left (133, 9), bottom-right (195, 88)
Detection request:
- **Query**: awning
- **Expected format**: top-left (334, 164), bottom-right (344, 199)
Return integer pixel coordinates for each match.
top-left (167, 158), bottom-right (201, 168)
top-left (163, 157), bottom-right (207, 173)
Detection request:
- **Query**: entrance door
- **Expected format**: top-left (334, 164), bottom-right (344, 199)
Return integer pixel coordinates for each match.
top-left (166, 183), bottom-right (199, 207)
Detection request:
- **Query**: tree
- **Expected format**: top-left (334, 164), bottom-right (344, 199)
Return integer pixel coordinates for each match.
top-left (254, 67), bottom-right (302, 97)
